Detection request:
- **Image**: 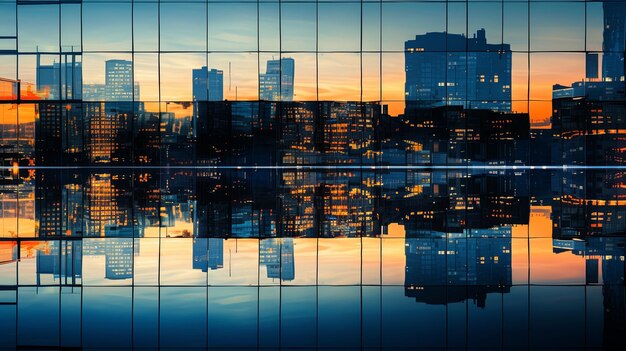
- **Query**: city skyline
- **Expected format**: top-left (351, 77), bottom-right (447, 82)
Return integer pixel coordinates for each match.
top-left (1, 2), bottom-right (626, 349)
top-left (3, 3), bottom-right (623, 124)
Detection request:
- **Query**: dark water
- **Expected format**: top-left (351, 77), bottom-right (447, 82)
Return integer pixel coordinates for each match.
top-left (1, 168), bottom-right (625, 349)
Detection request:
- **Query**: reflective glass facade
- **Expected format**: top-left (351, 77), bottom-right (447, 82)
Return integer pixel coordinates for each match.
top-left (1, 1), bottom-right (626, 349)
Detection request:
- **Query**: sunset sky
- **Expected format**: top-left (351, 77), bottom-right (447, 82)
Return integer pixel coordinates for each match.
top-left (0, 2), bottom-right (603, 125)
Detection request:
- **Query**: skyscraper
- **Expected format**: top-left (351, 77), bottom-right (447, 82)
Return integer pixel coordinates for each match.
top-left (259, 238), bottom-right (295, 281)
top-left (192, 66), bottom-right (223, 101)
top-left (105, 60), bottom-right (134, 101)
top-left (260, 58), bottom-right (295, 101)
top-left (601, 1), bottom-right (626, 81)
top-left (192, 238), bottom-right (224, 272)
top-left (404, 29), bottom-right (511, 113)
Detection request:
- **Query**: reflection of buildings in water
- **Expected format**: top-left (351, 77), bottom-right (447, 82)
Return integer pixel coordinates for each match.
top-left (404, 227), bottom-right (512, 307)
top-left (86, 174), bottom-right (123, 237)
top-left (259, 238), bottom-right (295, 281)
top-left (36, 240), bottom-right (82, 285)
top-left (103, 226), bottom-right (136, 280)
top-left (0, 241), bottom-right (17, 265)
top-left (231, 203), bottom-right (275, 238)
top-left (31, 235), bottom-right (137, 282)
top-left (192, 238), bottom-right (224, 272)
top-left (0, 183), bottom-right (35, 238)
top-left (552, 236), bottom-right (626, 348)
top-left (30, 169), bottom-right (535, 240)
top-left (552, 170), bottom-right (626, 237)
top-left (278, 171), bottom-right (381, 238)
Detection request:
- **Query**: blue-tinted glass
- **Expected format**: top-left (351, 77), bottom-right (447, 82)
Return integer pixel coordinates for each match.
top-left (0, 3), bottom-right (16, 37)
top-left (160, 287), bottom-right (207, 348)
top-left (83, 287), bottom-right (132, 348)
top-left (133, 2), bottom-right (158, 51)
top-left (161, 2), bottom-right (206, 52)
top-left (209, 3), bottom-right (257, 52)
top-left (4, 1), bottom-right (626, 350)
top-left (18, 4), bottom-right (59, 52)
top-left (208, 287), bottom-right (258, 348)
top-left (319, 3), bottom-right (361, 52)
top-left (83, 3), bottom-right (132, 51)
top-left (17, 287), bottom-right (60, 347)
top-left (382, 3), bottom-right (446, 52)
top-left (281, 3), bottom-right (316, 51)
top-left (60, 4), bottom-right (80, 52)
top-left (531, 2), bottom-right (585, 51)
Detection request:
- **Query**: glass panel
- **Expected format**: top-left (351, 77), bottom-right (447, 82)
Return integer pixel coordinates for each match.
top-left (530, 2), bottom-right (585, 52)
top-left (281, 3), bottom-right (316, 52)
top-left (209, 52), bottom-right (258, 101)
top-left (60, 4), bottom-right (81, 52)
top-left (18, 4), bottom-right (59, 53)
top-left (209, 3), bottom-right (257, 52)
top-left (161, 2), bottom-right (206, 52)
top-left (318, 3), bottom-right (360, 52)
top-left (83, 3), bottom-right (132, 52)
top-left (133, 2), bottom-right (158, 52)
top-left (382, 2), bottom-right (446, 52)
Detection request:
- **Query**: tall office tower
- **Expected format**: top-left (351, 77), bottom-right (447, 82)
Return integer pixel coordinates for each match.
top-left (260, 58), bottom-right (295, 101)
top-left (192, 66), bottom-right (224, 101)
top-left (259, 238), bottom-right (295, 281)
top-left (36, 53), bottom-right (82, 100)
top-left (404, 29), bottom-right (511, 113)
top-left (103, 221), bottom-right (139, 281)
top-left (105, 60), bottom-right (134, 101)
top-left (192, 238), bottom-right (224, 272)
top-left (602, 1), bottom-right (626, 81)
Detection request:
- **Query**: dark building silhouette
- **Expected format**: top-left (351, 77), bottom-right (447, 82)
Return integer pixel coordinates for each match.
top-left (405, 29), bottom-right (511, 113)
top-left (404, 227), bottom-right (512, 307)
top-left (398, 106), bottom-right (529, 165)
top-left (552, 170), bottom-right (626, 237)
top-left (552, 236), bottom-right (626, 349)
top-left (552, 81), bottom-right (626, 165)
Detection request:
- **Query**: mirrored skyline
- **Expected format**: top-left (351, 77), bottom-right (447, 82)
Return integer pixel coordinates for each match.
top-left (2, 1), bottom-right (626, 349)
top-left (1, 169), bottom-right (626, 348)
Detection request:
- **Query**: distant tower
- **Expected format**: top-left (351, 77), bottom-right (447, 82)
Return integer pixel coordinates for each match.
top-left (192, 66), bottom-right (224, 101)
top-left (260, 58), bottom-right (295, 101)
top-left (105, 60), bottom-right (134, 101)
